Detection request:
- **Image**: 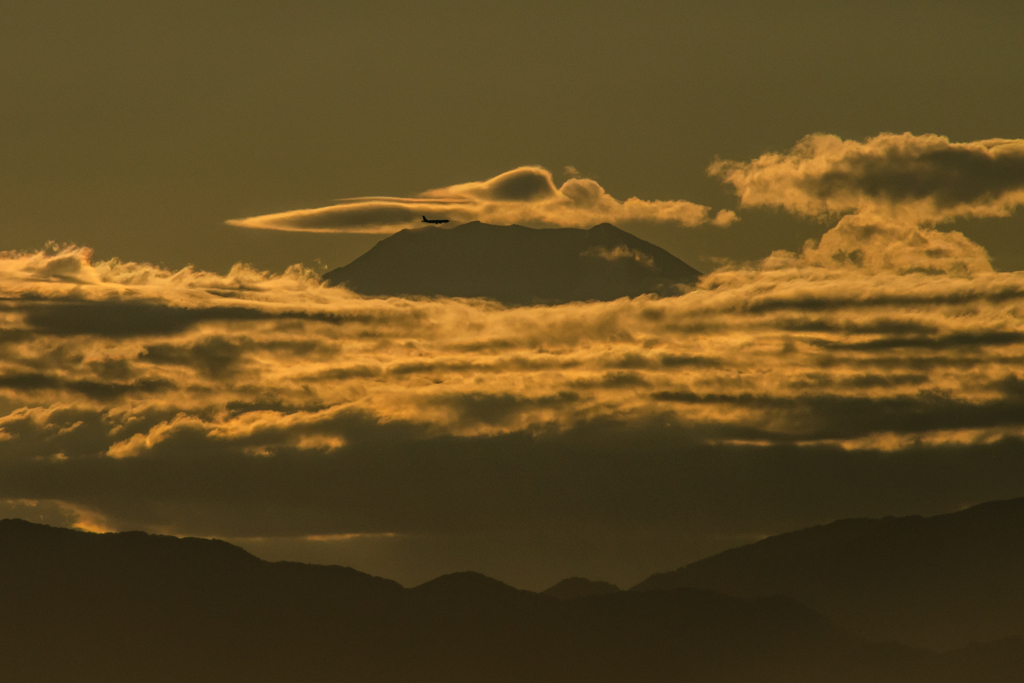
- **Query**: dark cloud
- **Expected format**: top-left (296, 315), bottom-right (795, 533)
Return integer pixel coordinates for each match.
top-left (813, 142), bottom-right (1024, 209)
top-left (13, 299), bottom-right (398, 339)
top-left (21, 301), bottom-right (272, 337)
top-left (311, 365), bottom-right (383, 381)
top-left (437, 391), bottom-right (581, 428)
top-left (815, 330), bottom-right (1024, 351)
top-left (660, 354), bottom-right (721, 368)
top-left (803, 373), bottom-right (932, 390)
top-left (738, 285), bottom-right (1024, 315)
top-left (993, 374), bottom-right (1024, 398)
top-left (0, 373), bottom-right (174, 399)
top-left (142, 337), bottom-right (253, 379)
top-left (389, 360), bottom-right (481, 376)
top-left (651, 390), bottom-right (1024, 443)
top-left (3, 413), bottom-right (1024, 587)
top-left (87, 358), bottom-right (135, 381)
top-left (604, 353), bottom-right (657, 369)
top-left (774, 317), bottom-right (941, 336)
top-left (0, 329), bottom-right (33, 344)
top-left (225, 398), bottom-right (326, 416)
top-left (571, 372), bottom-right (650, 389)
top-left (599, 372), bottom-right (649, 388)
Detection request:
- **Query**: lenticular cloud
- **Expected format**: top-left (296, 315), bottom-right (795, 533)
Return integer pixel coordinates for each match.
top-left (227, 166), bottom-right (735, 233)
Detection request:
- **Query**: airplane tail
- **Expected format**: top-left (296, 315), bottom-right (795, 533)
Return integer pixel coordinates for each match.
top-left (421, 215), bottom-right (428, 222)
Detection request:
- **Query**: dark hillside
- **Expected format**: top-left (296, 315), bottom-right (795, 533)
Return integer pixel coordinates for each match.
top-left (633, 497), bottom-right (1024, 649)
top-left (2, 518), bottom-right (1022, 682)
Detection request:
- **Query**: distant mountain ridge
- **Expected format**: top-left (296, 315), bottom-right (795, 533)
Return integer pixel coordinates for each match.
top-left (4, 518), bottom-right (1023, 682)
top-left (322, 222), bottom-right (701, 305)
top-left (543, 576), bottom-right (622, 600)
top-left (631, 497), bottom-right (1024, 649)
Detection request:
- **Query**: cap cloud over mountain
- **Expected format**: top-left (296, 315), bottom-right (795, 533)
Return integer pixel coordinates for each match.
top-left (228, 166), bottom-right (733, 235)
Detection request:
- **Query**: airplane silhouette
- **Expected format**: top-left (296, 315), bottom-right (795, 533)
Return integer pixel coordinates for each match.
top-left (421, 215), bottom-right (450, 224)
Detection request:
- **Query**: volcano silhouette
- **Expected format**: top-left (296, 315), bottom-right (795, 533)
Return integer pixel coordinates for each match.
top-left (322, 222), bottom-right (701, 305)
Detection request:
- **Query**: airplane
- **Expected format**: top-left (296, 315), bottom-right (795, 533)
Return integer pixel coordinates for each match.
top-left (421, 215), bottom-right (450, 224)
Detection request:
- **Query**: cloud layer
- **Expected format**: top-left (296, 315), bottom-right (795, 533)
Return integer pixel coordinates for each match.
top-left (227, 166), bottom-right (736, 233)
top-left (3, 228), bottom-right (1024, 585)
top-left (5, 132), bottom-right (1024, 587)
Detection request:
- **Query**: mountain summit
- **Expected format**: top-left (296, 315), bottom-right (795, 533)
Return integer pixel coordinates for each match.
top-left (322, 222), bottom-right (701, 305)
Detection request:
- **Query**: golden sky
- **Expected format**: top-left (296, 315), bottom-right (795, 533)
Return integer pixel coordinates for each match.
top-left (4, 1), bottom-right (1024, 272)
top-left (3, 1), bottom-right (1024, 589)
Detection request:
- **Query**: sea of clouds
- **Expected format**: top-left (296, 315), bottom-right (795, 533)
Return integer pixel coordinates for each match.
top-left (3, 132), bottom-right (1024, 586)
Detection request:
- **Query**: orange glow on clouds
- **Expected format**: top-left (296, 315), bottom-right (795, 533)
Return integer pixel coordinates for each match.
top-left (227, 166), bottom-right (734, 233)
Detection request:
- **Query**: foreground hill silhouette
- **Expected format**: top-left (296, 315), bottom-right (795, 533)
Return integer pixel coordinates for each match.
top-left (633, 497), bottom-right (1024, 649)
top-left (2, 519), bottom-right (1022, 682)
top-left (321, 222), bottom-right (701, 305)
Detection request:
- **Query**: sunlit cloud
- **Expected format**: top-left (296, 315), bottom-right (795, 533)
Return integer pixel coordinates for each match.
top-left (2, 241), bottom-right (1023, 466)
top-left (710, 133), bottom-right (1024, 276)
top-left (4, 133), bottom-right (1024, 567)
top-left (710, 132), bottom-right (1024, 224)
top-left (226, 166), bottom-right (736, 233)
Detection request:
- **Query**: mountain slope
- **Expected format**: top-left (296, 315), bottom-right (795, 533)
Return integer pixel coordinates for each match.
top-left (322, 222), bottom-right (701, 305)
top-left (632, 497), bottom-right (1024, 649)
top-left (543, 576), bottom-right (622, 600)
top-left (2, 518), bottom-right (1022, 682)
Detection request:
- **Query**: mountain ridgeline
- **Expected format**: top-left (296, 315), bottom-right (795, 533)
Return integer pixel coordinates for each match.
top-left (634, 497), bottom-right (1024, 650)
top-left (321, 222), bottom-right (702, 305)
top-left (4, 502), bottom-right (1024, 683)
